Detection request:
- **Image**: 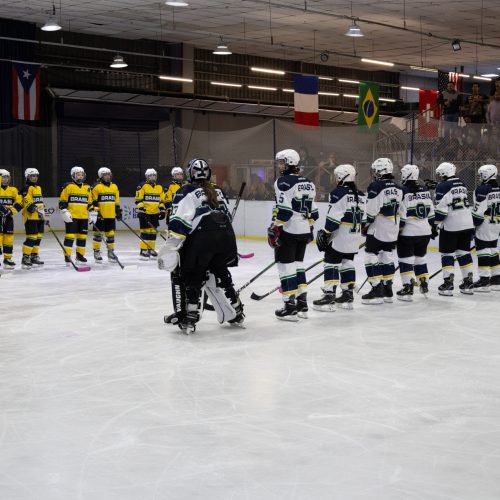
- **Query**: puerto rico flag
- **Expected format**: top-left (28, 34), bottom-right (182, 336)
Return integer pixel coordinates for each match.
top-left (294, 75), bottom-right (319, 126)
top-left (12, 63), bottom-right (41, 121)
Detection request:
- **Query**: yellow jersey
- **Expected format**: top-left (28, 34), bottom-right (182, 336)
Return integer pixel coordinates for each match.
top-left (92, 180), bottom-right (120, 219)
top-left (21, 183), bottom-right (45, 222)
top-left (0, 185), bottom-right (23, 215)
top-left (59, 182), bottom-right (93, 219)
top-left (135, 181), bottom-right (165, 215)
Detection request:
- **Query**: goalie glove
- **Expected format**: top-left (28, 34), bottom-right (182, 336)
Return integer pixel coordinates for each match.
top-left (61, 209), bottom-right (73, 223)
top-left (158, 235), bottom-right (184, 271)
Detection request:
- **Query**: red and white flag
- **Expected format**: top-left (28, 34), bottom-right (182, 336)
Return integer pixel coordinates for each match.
top-left (418, 89), bottom-right (440, 137)
top-left (294, 75), bottom-right (319, 126)
top-left (12, 63), bottom-right (41, 121)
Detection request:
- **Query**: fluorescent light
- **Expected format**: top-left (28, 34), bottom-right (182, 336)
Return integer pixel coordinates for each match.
top-left (343, 94), bottom-right (359, 99)
top-left (474, 75), bottom-right (492, 81)
top-left (361, 58), bottom-right (394, 67)
top-left (248, 85), bottom-right (277, 91)
top-left (165, 1), bottom-right (189, 6)
top-left (282, 88), bottom-right (294, 93)
top-left (211, 81), bottom-right (241, 87)
top-left (481, 73), bottom-right (499, 78)
top-left (41, 17), bottom-right (61, 31)
top-left (338, 78), bottom-right (360, 84)
top-left (318, 76), bottom-right (333, 80)
top-left (345, 20), bottom-right (364, 37)
top-left (379, 97), bottom-right (396, 102)
top-left (213, 44), bottom-right (232, 55)
top-left (401, 86), bottom-right (420, 91)
top-left (451, 39), bottom-right (461, 51)
top-left (250, 67), bottom-right (285, 75)
top-left (110, 54), bottom-right (128, 69)
top-left (159, 75), bottom-right (193, 82)
top-left (410, 65), bottom-right (438, 73)
top-left (318, 92), bottom-right (340, 96)
top-left (458, 73), bottom-right (470, 78)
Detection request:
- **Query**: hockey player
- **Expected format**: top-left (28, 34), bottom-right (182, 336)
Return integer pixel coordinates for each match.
top-left (91, 167), bottom-right (122, 264)
top-left (434, 162), bottom-right (475, 295)
top-left (163, 167), bottom-right (185, 225)
top-left (313, 164), bottom-right (365, 311)
top-left (396, 164), bottom-right (436, 301)
top-left (361, 158), bottom-right (403, 304)
top-left (267, 149), bottom-right (318, 321)
top-left (59, 166), bottom-right (96, 265)
top-left (135, 168), bottom-right (165, 259)
top-left (21, 168), bottom-right (46, 269)
top-left (158, 158), bottom-right (244, 334)
top-left (471, 164), bottom-right (500, 291)
top-left (0, 169), bottom-right (23, 268)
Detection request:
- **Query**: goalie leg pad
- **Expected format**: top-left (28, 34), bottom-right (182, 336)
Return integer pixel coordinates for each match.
top-left (204, 273), bottom-right (237, 324)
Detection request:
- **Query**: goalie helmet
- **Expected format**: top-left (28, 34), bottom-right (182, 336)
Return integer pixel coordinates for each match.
top-left (478, 164), bottom-right (498, 183)
top-left (0, 169), bottom-right (10, 185)
top-left (436, 162), bottom-right (456, 179)
top-left (334, 164), bottom-right (356, 184)
top-left (25, 168), bottom-right (39, 179)
top-left (71, 166), bottom-right (85, 182)
top-left (98, 167), bottom-right (112, 179)
top-left (371, 158), bottom-right (393, 178)
top-left (145, 168), bottom-right (157, 182)
top-left (187, 159), bottom-right (211, 182)
top-left (400, 164), bottom-right (419, 183)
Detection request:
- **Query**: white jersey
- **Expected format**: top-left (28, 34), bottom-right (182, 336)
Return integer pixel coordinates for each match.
top-left (365, 177), bottom-right (404, 243)
top-left (399, 184), bottom-right (435, 237)
top-left (324, 184), bottom-right (366, 254)
top-left (169, 183), bottom-right (231, 238)
top-left (472, 182), bottom-right (500, 242)
top-left (273, 174), bottom-right (318, 234)
top-left (434, 177), bottom-right (473, 232)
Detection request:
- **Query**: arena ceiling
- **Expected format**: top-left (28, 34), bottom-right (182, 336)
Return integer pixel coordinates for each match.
top-left (2, 0), bottom-right (499, 75)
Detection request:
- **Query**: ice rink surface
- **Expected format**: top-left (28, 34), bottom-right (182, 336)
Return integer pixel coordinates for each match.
top-left (1, 233), bottom-right (500, 500)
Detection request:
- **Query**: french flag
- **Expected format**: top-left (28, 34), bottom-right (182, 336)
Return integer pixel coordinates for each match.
top-left (12, 63), bottom-right (41, 121)
top-left (294, 75), bottom-right (319, 127)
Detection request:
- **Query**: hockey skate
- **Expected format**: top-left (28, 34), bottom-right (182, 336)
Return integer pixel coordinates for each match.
top-left (438, 274), bottom-right (454, 296)
top-left (164, 311), bottom-right (184, 325)
top-left (336, 285), bottom-right (354, 310)
top-left (139, 249), bottom-right (150, 260)
top-left (362, 283), bottom-right (384, 305)
top-left (312, 287), bottom-right (336, 312)
top-left (275, 299), bottom-right (299, 322)
top-left (30, 254), bottom-right (44, 266)
top-left (107, 250), bottom-right (118, 263)
top-left (396, 282), bottom-right (414, 302)
top-left (296, 293), bottom-right (309, 318)
top-left (22, 254), bottom-right (33, 269)
top-left (148, 249), bottom-right (158, 259)
top-left (473, 276), bottom-right (490, 293)
top-left (228, 299), bottom-right (245, 327)
top-left (94, 249), bottom-right (103, 263)
top-left (64, 255), bottom-right (72, 266)
top-left (491, 275), bottom-right (500, 292)
top-left (459, 272), bottom-right (474, 295)
top-left (3, 258), bottom-right (15, 269)
top-left (178, 308), bottom-right (199, 335)
top-left (75, 253), bottom-right (88, 266)
top-left (382, 280), bottom-right (393, 303)
top-left (418, 277), bottom-right (429, 295)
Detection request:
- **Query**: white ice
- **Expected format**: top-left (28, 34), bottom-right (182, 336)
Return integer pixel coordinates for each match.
top-left (1, 234), bottom-right (500, 500)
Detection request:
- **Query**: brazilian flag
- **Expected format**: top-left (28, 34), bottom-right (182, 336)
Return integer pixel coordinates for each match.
top-left (358, 82), bottom-right (379, 129)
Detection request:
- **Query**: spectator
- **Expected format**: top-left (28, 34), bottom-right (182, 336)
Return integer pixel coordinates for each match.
top-left (298, 146), bottom-right (317, 179)
top-left (464, 83), bottom-right (487, 123)
top-left (221, 179), bottom-right (237, 198)
top-left (246, 174), bottom-right (273, 200)
top-left (489, 78), bottom-right (500, 100)
top-left (486, 91), bottom-right (500, 125)
top-left (317, 152), bottom-right (337, 192)
top-left (438, 82), bottom-right (461, 138)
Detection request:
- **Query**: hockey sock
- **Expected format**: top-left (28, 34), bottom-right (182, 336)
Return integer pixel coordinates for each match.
top-left (76, 234), bottom-right (87, 256)
top-left (296, 261), bottom-right (307, 294)
top-left (92, 233), bottom-right (102, 251)
top-left (324, 263), bottom-right (340, 291)
top-left (477, 248), bottom-right (491, 278)
top-left (64, 234), bottom-right (75, 256)
top-left (140, 228), bottom-right (156, 250)
top-left (456, 251), bottom-right (473, 278)
top-left (364, 252), bottom-right (381, 285)
top-left (398, 257), bottom-right (414, 285)
top-left (340, 259), bottom-right (355, 287)
top-left (2, 233), bottom-right (14, 259)
top-left (491, 251), bottom-right (500, 277)
top-left (441, 253), bottom-right (455, 278)
top-left (380, 250), bottom-right (395, 282)
top-left (33, 235), bottom-right (42, 254)
top-left (22, 235), bottom-right (36, 256)
top-left (414, 256), bottom-right (428, 280)
top-left (105, 230), bottom-right (115, 250)
top-left (277, 262), bottom-right (298, 299)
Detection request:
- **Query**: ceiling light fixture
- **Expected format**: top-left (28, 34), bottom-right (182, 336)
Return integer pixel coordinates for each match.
top-left (343, 94), bottom-right (359, 99)
top-left (410, 66), bottom-right (438, 73)
top-left (318, 92), bottom-right (340, 96)
top-left (318, 76), bottom-right (333, 80)
top-left (250, 67), bottom-right (285, 75)
top-left (481, 73), bottom-right (499, 78)
top-left (473, 75), bottom-right (491, 81)
top-left (110, 54), bottom-right (128, 69)
top-left (282, 88), bottom-right (294, 93)
top-left (159, 75), bottom-right (193, 82)
top-left (361, 58), bottom-right (394, 67)
top-left (458, 73), bottom-right (470, 78)
top-left (212, 37), bottom-right (232, 55)
top-left (165, 1), bottom-right (189, 6)
top-left (338, 78), bottom-right (360, 84)
top-left (344, 19), bottom-right (364, 37)
top-left (401, 86), bottom-right (420, 91)
top-left (451, 39), bottom-right (461, 51)
top-left (211, 81), bottom-right (241, 87)
top-left (379, 97), bottom-right (396, 102)
top-left (41, 3), bottom-right (61, 31)
top-left (248, 85), bottom-right (277, 91)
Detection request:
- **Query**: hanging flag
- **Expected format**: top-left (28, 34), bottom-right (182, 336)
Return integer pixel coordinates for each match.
top-left (12, 62), bottom-right (41, 121)
top-left (449, 71), bottom-right (461, 92)
top-left (418, 89), bottom-right (440, 137)
top-left (293, 75), bottom-right (319, 126)
top-left (437, 70), bottom-right (451, 92)
top-left (357, 81), bottom-right (379, 128)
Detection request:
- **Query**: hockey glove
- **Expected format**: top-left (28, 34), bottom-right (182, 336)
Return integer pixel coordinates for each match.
top-left (267, 225), bottom-right (282, 248)
top-left (424, 179), bottom-right (438, 190)
top-left (36, 207), bottom-right (46, 220)
top-left (61, 209), bottom-right (73, 223)
top-left (431, 223), bottom-right (439, 239)
top-left (88, 211), bottom-right (98, 225)
top-left (158, 209), bottom-right (166, 221)
top-left (115, 206), bottom-right (123, 221)
top-left (361, 223), bottom-right (370, 237)
top-left (315, 229), bottom-right (331, 252)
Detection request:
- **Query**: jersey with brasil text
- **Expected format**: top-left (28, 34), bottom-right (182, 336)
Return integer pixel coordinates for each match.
top-left (59, 182), bottom-right (93, 219)
top-left (399, 185), bottom-right (435, 236)
top-left (169, 184), bottom-right (231, 239)
top-left (365, 177), bottom-right (403, 242)
top-left (92, 180), bottom-right (120, 219)
top-left (21, 183), bottom-right (44, 222)
top-left (324, 185), bottom-right (366, 254)
top-left (472, 182), bottom-right (500, 242)
top-left (135, 181), bottom-right (165, 215)
top-left (434, 177), bottom-right (473, 232)
top-left (164, 180), bottom-right (185, 221)
top-left (0, 185), bottom-right (23, 215)
top-left (272, 174), bottom-right (318, 235)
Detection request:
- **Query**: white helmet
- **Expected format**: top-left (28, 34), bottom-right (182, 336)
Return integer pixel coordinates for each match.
top-left (478, 164), bottom-right (498, 183)
top-left (25, 168), bottom-right (39, 179)
top-left (187, 159), bottom-right (211, 182)
top-left (275, 149), bottom-right (300, 167)
top-left (171, 167), bottom-right (184, 179)
top-left (334, 164), bottom-right (356, 184)
top-left (145, 168), bottom-right (157, 181)
top-left (0, 169), bottom-right (10, 184)
top-left (436, 162), bottom-right (456, 179)
top-left (371, 158), bottom-right (393, 178)
top-left (401, 164), bottom-right (419, 183)
top-left (98, 167), bottom-right (112, 179)
top-left (71, 166), bottom-right (85, 182)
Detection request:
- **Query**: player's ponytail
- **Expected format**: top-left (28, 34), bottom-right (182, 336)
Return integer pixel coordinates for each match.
top-left (198, 179), bottom-right (219, 209)
top-left (345, 181), bottom-right (360, 205)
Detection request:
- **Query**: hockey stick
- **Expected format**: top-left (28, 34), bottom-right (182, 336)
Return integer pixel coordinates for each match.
top-left (92, 223), bottom-right (129, 270)
top-left (146, 219), bottom-right (168, 241)
top-left (231, 182), bottom-right (246, 221)
top-left (46, 221), bottom-right (91, 272)
top-left (238, 252), bottom-right (254, 259)
top-left (119, 218), bottom-right (157, 252)
top-left (250, 258), bottom-right (324, 301)
top-left (237, 261), bottom-right (276, 293)
top-left (428, 246), bottom-right (476, 281)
